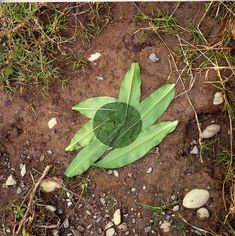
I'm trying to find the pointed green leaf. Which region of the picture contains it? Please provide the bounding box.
[94,121,178,169]
[118,63,141,106]
[137,84,175,129]
[65,120,94,152]
[72,96,117,118]
[64,138,108,177]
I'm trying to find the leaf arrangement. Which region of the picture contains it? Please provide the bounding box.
[65,63,178,177]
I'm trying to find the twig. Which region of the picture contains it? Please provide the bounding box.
[14,165,51,236]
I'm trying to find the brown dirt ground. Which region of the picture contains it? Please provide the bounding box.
[0,2,234,236]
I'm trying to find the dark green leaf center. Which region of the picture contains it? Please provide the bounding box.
[93,102,142,148]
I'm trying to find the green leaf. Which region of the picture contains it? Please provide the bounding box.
[94,121,178,169]
[72,96,117,118]
[64,138,108,177]
[65,120,94,151]
[137,84,175,129]
[118,63,141,107]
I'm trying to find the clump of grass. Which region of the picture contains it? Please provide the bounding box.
[0,3,67,92]
[75,3,111,42]
[135,12,178,34]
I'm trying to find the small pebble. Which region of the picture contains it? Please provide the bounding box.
[143,185,147,190]
[131,188,136,192]
[105,221,114,230]
[149,53,160,62]
[20,164,26,177]
[5,174,17,186]
[47,150,53,155]
[48,118,57,129]
[16,187,22,194]
[95,76,104,81]
[113,170,119,177]
[201,124,221,139]
[39,155,45,162]
[172,205,180,212]
[118,222,128,232]
[190,146,199,155]
[52,229,59,236]
[106,227,115,236]
[5,228,11,234]
[88,52,101,62]
[213,92,223,105]
[144,226,151,233]
[160,221,171,233]
[100,197,106,205]
[45,205,57,212]
[63,219,69,229]
[87,224,92,230]
[77,225,85,232]
[146,167,153,174]
[86,210,91,216]
[107,170,113,175]
[196,207,210,221]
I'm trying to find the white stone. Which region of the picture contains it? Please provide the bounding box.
[113,170,119,177]
[88,52,101,62]
[113,209,121,225]
[48,118,57,129]
[149,53,160,62]
[196,207,210,220]
[213,92,223,105]
[40,179,61,193]
[190,146,199,155]
[146,167,153,174]
[20,164,26,177]
[106,227,115,236]
[172,205,180,212]
[107,170,113,175]
[45,205,57,212]
[160,221,171,233]
[5,174,17,186]
[201,124,221,139]
[183,189,210,209]
[63,218,69,229]
[100,197,106,205]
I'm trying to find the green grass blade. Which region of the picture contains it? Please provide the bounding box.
[94,121,178,169]
[64,138,108,177]
[137,84,175,129]
[72,96,117,118]
[118,63,141,107]
[65,120,94,152]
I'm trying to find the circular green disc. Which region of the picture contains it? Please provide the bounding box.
[93,102,142,148]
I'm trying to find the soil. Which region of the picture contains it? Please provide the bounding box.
[0,2,234,236]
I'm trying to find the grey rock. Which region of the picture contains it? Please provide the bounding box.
[149,53,160,62]
[107,170,113,175]
[201,124,221,139]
